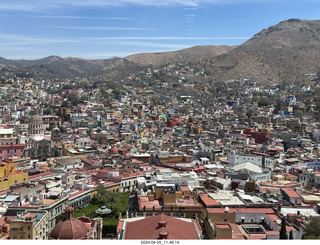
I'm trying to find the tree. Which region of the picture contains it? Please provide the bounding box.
[67,92,79,106]
[258,98,271,107]
[87,128,93,136]
[58,126,66,132]
[302,218,320,239]
[246,111,253,119]
[91,184,124,218]
[60,101,69,108]
[279,217,288,239]
[289,230,294,239]
[46,125,55,131]
[43,108,51,115]
[273,99,282,114]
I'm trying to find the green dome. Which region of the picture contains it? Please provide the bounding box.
[95,206,112,215]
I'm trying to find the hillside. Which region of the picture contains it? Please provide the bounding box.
[0,56,121,79]
[124,45,237,66]
[202,18,320,83]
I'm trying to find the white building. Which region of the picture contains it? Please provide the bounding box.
[228,151,262,168]
[264,157,275,169]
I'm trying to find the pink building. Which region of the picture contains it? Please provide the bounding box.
[0,144,25,161]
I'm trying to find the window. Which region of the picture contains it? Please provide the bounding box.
[20,235,24,239]
[13,235,17,239]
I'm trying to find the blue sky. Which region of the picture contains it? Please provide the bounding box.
[1,0,320,60]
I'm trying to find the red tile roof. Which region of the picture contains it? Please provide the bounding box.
[68,190,88,199]
[117,220,124,233]
[207,208,275,214]
[28,171,56,180]
[138,197,162,211]
[199,193,220,207]
[180,186,191,192]
[123,214,200,239]
[216,224,231,229]
[281,188,301,198]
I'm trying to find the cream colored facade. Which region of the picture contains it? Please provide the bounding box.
[10,211,48,240]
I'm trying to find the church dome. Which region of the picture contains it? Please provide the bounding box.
[52,124,61,134]
[49,207,89,240]
[29,114,43,124]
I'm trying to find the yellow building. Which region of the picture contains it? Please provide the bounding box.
[10,211,48,240]
[0,162,28,191]
[90,182,121,198]
[158,155,183,163]
[64,148,86,159]
[62,141,77,150]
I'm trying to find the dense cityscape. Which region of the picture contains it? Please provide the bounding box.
[2,1,320,241]
[1,61,320,240]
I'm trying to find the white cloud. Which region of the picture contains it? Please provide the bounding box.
[0,33,82,45]
[0,33,249,47]
[2,15,132,20]
[50,26,156,31]
[0,0,280,11]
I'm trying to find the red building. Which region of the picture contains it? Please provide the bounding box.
[42,115,61,125]
[0,144,25,161]
[244,128,269,144]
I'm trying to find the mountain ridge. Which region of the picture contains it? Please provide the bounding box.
[1,18,320,82]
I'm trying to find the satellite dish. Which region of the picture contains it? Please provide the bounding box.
[225,206,229,212]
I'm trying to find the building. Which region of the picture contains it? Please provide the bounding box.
[28,114,45,136]
[205,207,301,239]
[0,126,15,144]
[10,210,48,240]
[0,161,28,190]
[0,215,14,239]
[228,151,263,168]
[117,213,202,239]
[138,185,203,219]
[51,125,62,157]
[24,136,52,162]
[7,193,68,232]
[42,115,61,127]
[49,206,102,240]
[280,188,302,205]
[0,144,25,161]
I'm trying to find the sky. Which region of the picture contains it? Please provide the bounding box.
[1,0,320,60]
